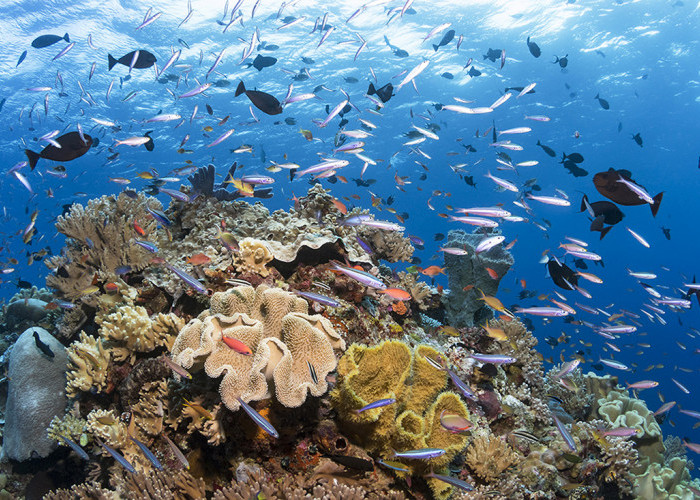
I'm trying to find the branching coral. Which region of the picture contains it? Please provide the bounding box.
[171,285,345,411]
[66,330,111,397]
[47,413,88,445]
[45,192,160,299]
[97,306,179,363]
[110,469,206,499]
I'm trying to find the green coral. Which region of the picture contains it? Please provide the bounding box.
[635,457,700,500]
[47,414,88,447]
[596,389,663,471]
[331,340,471,499]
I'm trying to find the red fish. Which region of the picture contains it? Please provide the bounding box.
[221,337,252,355]
[133,220,146,236]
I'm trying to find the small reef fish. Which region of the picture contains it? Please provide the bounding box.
[165,263,207,294]
[162,432,189,469]
[221,336,253,355]
[294,290,340,307]
[425,471,474,492]
[58,435,89,460]
[237,397,279,438]
[182,398,214,420]
[355,398,396,414]
[552,414,577,452]
[97,438,135,473]
[161,355,192,379]
[439,410,473,433]
[33,330,54,358]
[377,459,410,473]
[393,448,446,460]
[129,435,163,470]
[331,262,386,290]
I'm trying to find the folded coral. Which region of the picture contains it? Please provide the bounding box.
[171,285,346,411]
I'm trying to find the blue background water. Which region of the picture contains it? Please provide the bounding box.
[1,0,698,460]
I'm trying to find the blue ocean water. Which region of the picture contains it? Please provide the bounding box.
[0,0,698,478]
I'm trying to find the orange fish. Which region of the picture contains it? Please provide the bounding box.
[336,175,348,184]
[420,266,446,277]
[505,238,518,250]
[462,285,475,292]
[221,337,252,355]
[379,288,411,301]
[104,282,119,294]
[520,279,527,289]
[133,220,146,236]
[485,267,499,279]
[187,253,211,266]
[332,199,347,214]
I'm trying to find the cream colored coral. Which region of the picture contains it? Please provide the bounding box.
[87,409,129,448]
[465,434,519,482]
[66,331,111,397]
[131,381,167,437]
[233,238,274,276]
[97,306,178,363]
[48,414,87,444]
[171,285,345,411]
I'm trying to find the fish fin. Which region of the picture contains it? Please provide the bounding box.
[235,81,246,97]
[599,225,613,240]
[433,44,439,51]
[580,194,588,213]
[651,192,663,217]
[64,33,70,43]
[25,149,40,170]
[107,54,117,71]
[594,93,599,99]
[536,140,542,146]
[367,82,376,95]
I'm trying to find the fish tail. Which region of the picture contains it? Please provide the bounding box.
[235,80,246,97]
[536,140,542,146]
[433,44,439,51]
[64,33,70,43]
[594,93,599,99]
[108,54,117,71]
[367,82,376,95]
[650,192,664,217]
[25,149,40,170]
[600,226,613,239]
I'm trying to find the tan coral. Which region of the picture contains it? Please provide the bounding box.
[131,381,167,437]
[465,434,519,482]
[66,331,111,398]
[97,306,179,363]
[233,238,274,276]
[171,285,345,411]
[87,409,129,448]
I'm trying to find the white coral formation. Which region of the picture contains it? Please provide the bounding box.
[233,238,274,276]
[66,331,111,398]
[171,285,345,411]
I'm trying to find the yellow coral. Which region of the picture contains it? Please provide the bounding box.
[331,340,471,497]
[48,414,87,445]
[66,331,111,398]
[171,285,346,411]
[87,409,128,448]
[233,238,274,276]
[131,381,167,438]
[465,434,519,482]
[97,306,178,363]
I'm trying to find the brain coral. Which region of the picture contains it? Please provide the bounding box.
[171,285,345,411]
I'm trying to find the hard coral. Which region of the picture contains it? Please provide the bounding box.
[171,285,345,411]
[66,330,111,398]
[45,192,160,299]
[233,238,273,276]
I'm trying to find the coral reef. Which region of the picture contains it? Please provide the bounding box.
[465,434,519,482]
[172,285,345,411]
[65,330,111,398]
[232,238,274,276]
[441,229,514,327]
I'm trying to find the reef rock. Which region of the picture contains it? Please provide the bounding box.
[441,229,514,326]
[171,285,346,411]
[3,327,68,461]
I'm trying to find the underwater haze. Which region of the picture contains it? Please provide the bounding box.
[0,0,699,498]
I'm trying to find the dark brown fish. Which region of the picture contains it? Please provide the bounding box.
[25,131,93,170]
[548,258,578,291]
[108,50,157,71]
[235,81,282,115]
[593,168,663,217]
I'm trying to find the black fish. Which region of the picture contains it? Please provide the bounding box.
[547,258,578,290]
[483,48,501,62]
[367,82,393,103]
[562,160,588,177]
[143,131,154,152]
[618,122,623,133]
[594,93,610,110]
[581,194,623,239]
[31,33,70,49]
[301,56,315,64]
[553,54,568,68]
[573,258,587,270]
[433,29,455,51]
[252,54,277,71]
[632,133,643,147]
[462,144,477,153]
[596,50,606,58]
[505,86,536,95]
[16,279,32,289]
[467,66,481,77]
[235,81,282,115]
[464,175,476,187]
[419,173,427,181]
[593,168,663,216]
[0,98,5,113]
[323,454,374,471]
[33,331,54,358]
[352,178,376,187]
[536,140,556,157]
[526,36,541,57]
[661,226,671,240]
[434,233,445,241]
[17,50,27,67]
[25,131,93,170]
[284,117,296,125]
[178,38,190,49]
[441,72,454,79]
[561,152,584,164]
[344,76,359,84]
[108,50,157,71]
